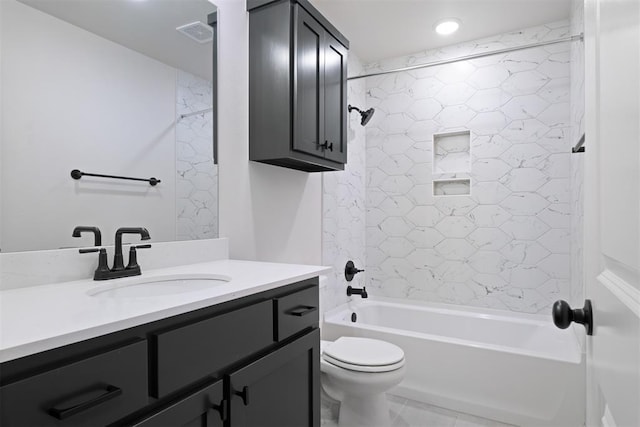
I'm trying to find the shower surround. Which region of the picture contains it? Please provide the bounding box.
[363,21,575,314]
[176,70,219,241]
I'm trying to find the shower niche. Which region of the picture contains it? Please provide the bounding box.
[432,130,471,196]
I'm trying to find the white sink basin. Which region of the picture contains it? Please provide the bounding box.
[87,273,231,298]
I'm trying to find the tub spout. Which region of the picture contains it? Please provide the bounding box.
[347,285,368,298]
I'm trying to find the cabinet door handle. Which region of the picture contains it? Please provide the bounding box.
[288,306,317,317]
[318,141,334,152]
[48,385,122,420]
[211,398,228,421]
[234,386,249,406]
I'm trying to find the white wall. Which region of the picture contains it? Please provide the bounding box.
[1,0,177,251]
[0,0,4,251]
[216,0,322,265]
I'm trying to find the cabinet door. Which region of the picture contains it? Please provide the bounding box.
[293,5,325,159]
[323,32,348,164]
[227,329,320,427]
[131,379,225,427]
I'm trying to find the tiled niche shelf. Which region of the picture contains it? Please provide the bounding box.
[433,130,471,196]
[433,175,471,196]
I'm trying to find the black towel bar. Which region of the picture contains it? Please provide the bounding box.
[71,169,160,186]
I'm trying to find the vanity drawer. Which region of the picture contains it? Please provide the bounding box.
[0,340,148,427]
[274,285,319,341]
[152,300,274,397]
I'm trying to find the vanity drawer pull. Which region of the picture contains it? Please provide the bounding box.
[49,385,122,420]
[273,284,319,341]
[288,306,317,317]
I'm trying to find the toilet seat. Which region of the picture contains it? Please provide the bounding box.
[322,337,405,373]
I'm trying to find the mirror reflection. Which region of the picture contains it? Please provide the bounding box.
[0,0,218,252]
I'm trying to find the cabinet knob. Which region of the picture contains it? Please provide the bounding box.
[552,299,593,335]
[235,386,250,406]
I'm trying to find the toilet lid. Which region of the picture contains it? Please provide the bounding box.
[322,337,404,372]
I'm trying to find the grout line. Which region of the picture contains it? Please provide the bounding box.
[388,395,408,426]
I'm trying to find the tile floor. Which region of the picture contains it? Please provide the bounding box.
[321,394,516,427]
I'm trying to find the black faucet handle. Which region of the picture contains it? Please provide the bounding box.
[79,247,100,254]
[79,248,111,280]
[126,244,151,270]
[94,249,110,279]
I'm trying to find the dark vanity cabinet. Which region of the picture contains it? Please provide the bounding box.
[247,0,349,172]
[132,379,225,427]
[0,279,320,427]
[228,330,319,427]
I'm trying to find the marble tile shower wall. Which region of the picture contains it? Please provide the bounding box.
[176,70,219,241]
[364,21,574,314]
[570,0,585,307]
[322,54,367,312]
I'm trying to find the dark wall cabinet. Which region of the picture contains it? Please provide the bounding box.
[248,0,349,172]
[0,279,320,427]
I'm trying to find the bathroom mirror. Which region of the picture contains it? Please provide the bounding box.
[0,0,218,252]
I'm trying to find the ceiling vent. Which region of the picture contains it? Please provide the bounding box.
[176,21,213,43]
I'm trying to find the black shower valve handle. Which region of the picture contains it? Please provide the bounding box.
[345,260,365,282]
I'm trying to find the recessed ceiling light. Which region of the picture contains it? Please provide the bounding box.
[434,18,461,36]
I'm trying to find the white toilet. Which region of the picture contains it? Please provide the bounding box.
[320,337,406,427]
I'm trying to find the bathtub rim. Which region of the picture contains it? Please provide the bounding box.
[323,296,583,365]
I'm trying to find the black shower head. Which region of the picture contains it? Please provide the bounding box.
[348,104,375,126]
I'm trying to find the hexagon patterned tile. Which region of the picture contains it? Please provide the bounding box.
[176,70,218,241]
[360,20,574,314]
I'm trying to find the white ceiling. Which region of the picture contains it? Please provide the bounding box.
[310,0,572,64]
[17,0,216,80]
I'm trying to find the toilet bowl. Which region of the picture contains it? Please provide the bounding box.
[320,337,406,427]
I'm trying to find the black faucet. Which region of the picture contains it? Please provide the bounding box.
[113,227,151,271]
[347,285,368,299]
[72,226,102,246]
[79,227,151,280]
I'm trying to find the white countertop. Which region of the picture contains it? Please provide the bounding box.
[0,259,330,363]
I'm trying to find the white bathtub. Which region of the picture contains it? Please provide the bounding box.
[322,297,585,427]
